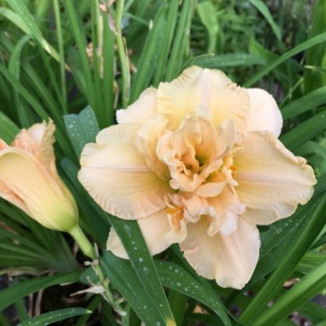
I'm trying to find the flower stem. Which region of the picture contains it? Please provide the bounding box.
[69,225,127,319]
[69,225,96,260]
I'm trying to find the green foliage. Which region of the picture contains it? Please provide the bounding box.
[0,0,326,325]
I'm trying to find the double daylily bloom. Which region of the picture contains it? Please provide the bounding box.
[0,120,78,232]
[79,66,316,289]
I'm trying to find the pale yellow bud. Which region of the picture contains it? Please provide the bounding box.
[0,120,78,232]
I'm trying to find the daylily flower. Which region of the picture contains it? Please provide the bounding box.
[0,120,78,232]
[79,66,316,289]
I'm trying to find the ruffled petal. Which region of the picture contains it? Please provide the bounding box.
[135,115,170,180]
[79,124,171,220]
[116,88,157,124]
[107,208,186,258]
[180,217,260,289]
[235,132,316,225]
[12,120,56,174]
[247,88,283,137]
[157,66,249,130]
[206,186,245,236]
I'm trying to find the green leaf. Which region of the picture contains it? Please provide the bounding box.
[196,1,219,52]
[5,0,60,62]
[281,86,326,119]
[0,111,19,143]
[64,106,100,158]
[252,261,326,325]
[155,260,232,326]
[152,0,179,86]
[249,0,282,41]
[106,216,175,325]
[185,53,265,69]
[0,271,81,311]
[18,307,90,326]
[280,110,326,151]
[240,194,326,324]
[63,0,96,111]
[165,0,196,81]
[244,32,326,87]
[303,0,326,92]
[101,252,166,325]
[8,35,31,79]
[130,2,166,101]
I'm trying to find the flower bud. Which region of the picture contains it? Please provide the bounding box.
[0,120,78,232]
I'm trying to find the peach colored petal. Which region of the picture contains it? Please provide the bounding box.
[0,179,29,214]
[0,148,78,231]
[135,115,170,180]
[206,186,245,236]
[12,120,57,175]
[157,66,249,130]
[79,124,171,220]
[247,88,283,137]
[235,132,316,225]
[107,208,186,258]
[156,116,221,192]
[180,217,260,289]
[116,87,157,124]
[0,139,8,150]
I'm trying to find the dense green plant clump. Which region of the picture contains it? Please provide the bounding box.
[0,0,326,325]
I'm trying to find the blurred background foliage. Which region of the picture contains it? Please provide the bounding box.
[1,0,326,325]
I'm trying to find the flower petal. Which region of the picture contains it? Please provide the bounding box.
[157,66,249,130]
[116,87,157,124]
[79,124,171,220]
[0,148,77,231]
[135,115,170,180]
[180,217,260,289]
[107,208,186,258]
[235,132,316,225]
[12,120,56,173]
[247,88,283,137]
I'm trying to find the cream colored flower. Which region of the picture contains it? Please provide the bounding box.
[79,66,316,289]
[0,120,78,232]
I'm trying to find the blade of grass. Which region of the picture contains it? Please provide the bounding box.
[240,194,326,324]
[249,0,282,41]
[252,261,326,325]
[152,0,179,87]
[53,0,67,112]
[101,8,115,126]
[244,32,326,87]
[130,2,166,101]
[165,0,195,81]
[114,0,131,107]
[280,110,326,151]
[0,271,81,311]
[184,53,265,69]
[0,112,19,143]
[5,0,60,62]
[156,260,232,326]
[281,86,326,119]
[101,252,166,325]
[63,0,96,111]
[18,307,90,326]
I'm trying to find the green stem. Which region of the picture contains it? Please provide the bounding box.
[69,225,127,320]
[115,0,130,108]
[69,225,96,260]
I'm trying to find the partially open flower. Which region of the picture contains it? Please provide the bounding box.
[0,120,78,232]
[79,66,316,289]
